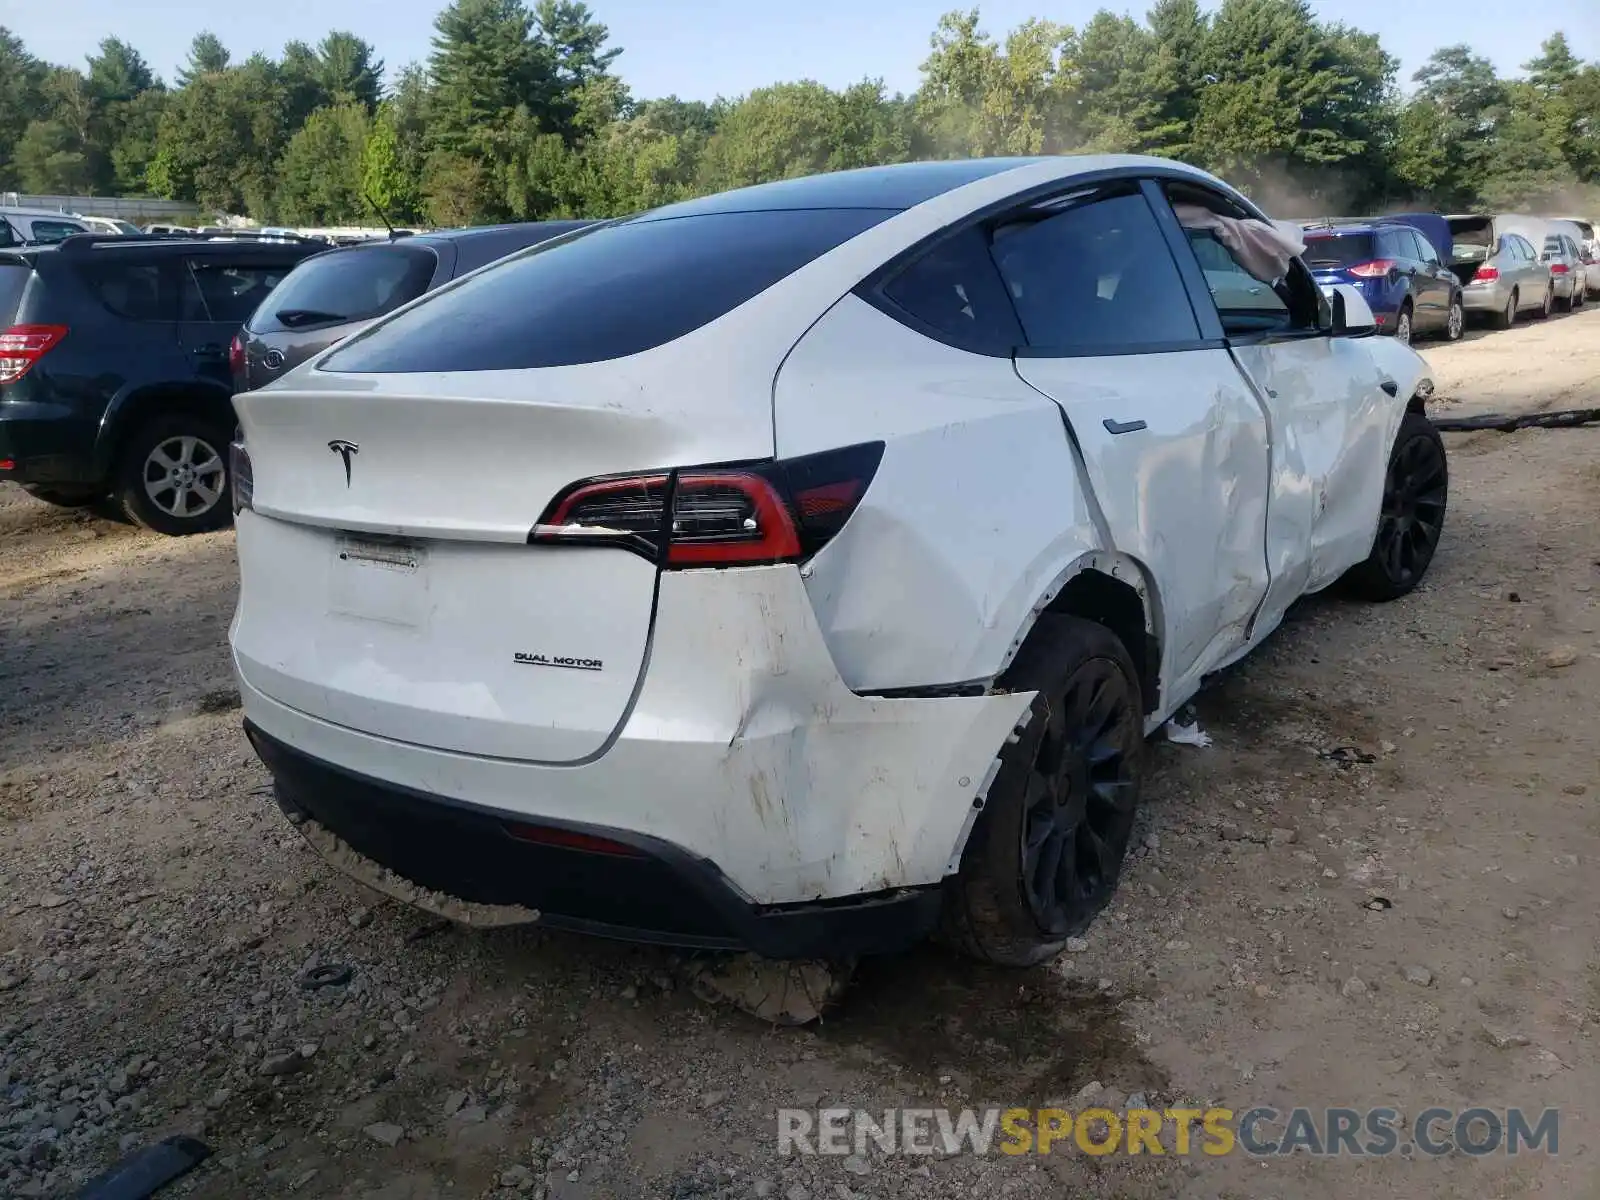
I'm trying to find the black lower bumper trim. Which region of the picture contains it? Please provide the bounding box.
[244,721,941,959]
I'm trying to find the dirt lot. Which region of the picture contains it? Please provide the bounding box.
[3,308,1599,1200]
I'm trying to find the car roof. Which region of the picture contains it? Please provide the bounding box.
[0,206,88,219]
[415,220,597,245]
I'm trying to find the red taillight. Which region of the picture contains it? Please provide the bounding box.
[1550,262,1570,275]
[1473,265,1500,282]
[0,324,67,384]
[504,822,643,858]
[532,442,884,568]
[228,333,245,378]
[1345,259,1396,279]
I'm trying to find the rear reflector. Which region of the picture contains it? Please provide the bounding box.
[1473,265,1500,282]
[229,333,245,378]
[230,440,254,514]
[0,324,67,384]
[504,822,643,858]
[1345,259,1395,279]
[532,441,885,568]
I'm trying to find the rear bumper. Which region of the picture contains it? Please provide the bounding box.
[248,721,942,957]
[0,400,99,484]
[1461,281,1509,312]
[235,558,1032,915]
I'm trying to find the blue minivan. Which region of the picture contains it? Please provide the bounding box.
[1301,219,1464,344]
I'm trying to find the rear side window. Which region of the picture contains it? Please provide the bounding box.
[0,265,31,324]
[878,226,1022,354]
[1304,233,1375,268]
[323,208,893,373]
[249,244,438,333]
[183,260,296,325]
[74,262,167,321]
[990,190,1200,352]
[27,220,85,245]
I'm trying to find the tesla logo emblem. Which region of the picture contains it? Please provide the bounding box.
[328,440,359,486]
[263,349,285,370]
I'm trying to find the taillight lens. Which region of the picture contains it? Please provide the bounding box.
[1550,262,1570,275]
[228,333,245,379]
[1473,265,1500,282]
[230,440,253,514]
[0,324,67,384]
[532,441,884,568]
[1345,259,1396,279]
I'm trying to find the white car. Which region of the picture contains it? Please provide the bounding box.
[230,156,1445,966]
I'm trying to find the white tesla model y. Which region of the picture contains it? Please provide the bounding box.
[230,155,1445,965]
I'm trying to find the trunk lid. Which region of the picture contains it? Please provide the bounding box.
[232,365,775,763]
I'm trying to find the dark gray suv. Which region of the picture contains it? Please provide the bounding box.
[232,221,596,392]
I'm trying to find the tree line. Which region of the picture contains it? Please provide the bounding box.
[1,0,1597,228]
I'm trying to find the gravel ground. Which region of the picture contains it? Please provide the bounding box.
[3,307,1600,1199]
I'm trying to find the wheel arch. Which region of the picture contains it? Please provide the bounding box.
[94,381,235,477]
[999,552,1163,716]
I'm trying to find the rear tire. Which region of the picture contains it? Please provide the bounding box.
[942,615,1144,967]
[1341,411,1448,601]
[1557,287,1574,313]
[20,485,103,509]
[1494,290,1517,330]
[113,413,234,536]
[1443,296,1464,341]
[1539,286,1554,319]
[1393,302,1413,345]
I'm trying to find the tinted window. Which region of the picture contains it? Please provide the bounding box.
[1184,228,1292,327]
[450,222,593,276]
[1375,229,1406,259]
[879,226,1022,354]
[183,260,296,325]
[0,265,31,323]
[325,208,891,373]
[249,244,437,333]
[989,191,1199,351]
[1413,231,1441,264]
[1304,233,1375,267]
[76,262,166,321]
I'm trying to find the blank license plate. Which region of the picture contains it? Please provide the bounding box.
[330,536,429,627]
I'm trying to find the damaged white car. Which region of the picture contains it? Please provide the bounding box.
[229,155,1445,967]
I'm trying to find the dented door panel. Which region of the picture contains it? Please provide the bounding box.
[1230,335,1394,639]
[1012,348,1272,700]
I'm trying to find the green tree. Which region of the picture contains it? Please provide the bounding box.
[86,38,156,104]
[317,32,385,110]
[0,28,48,185]
[362,101,423,222]
[176,31,231,86]
[276,103,372,222]
[151,59,287,215]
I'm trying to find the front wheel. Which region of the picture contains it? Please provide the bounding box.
[1341,411,1448,601]
[943,615,1144,967]
[113,413,234,535]
[1443,296,1464,341]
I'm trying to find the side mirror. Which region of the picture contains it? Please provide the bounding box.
[1329,284,1377,337]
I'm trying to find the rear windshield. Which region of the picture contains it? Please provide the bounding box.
[248,243,438,334]
[322,208,893,374]
[0,264,31,323]
[1303,233,1374,268]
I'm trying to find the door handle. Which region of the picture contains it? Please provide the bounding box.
[1103,418,1147,435]
[192,344,226,360]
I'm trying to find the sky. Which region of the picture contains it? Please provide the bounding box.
[8,0,1599,102]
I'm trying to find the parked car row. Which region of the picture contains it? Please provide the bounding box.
[1291,210,1598,342]
[0,222,586,532]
